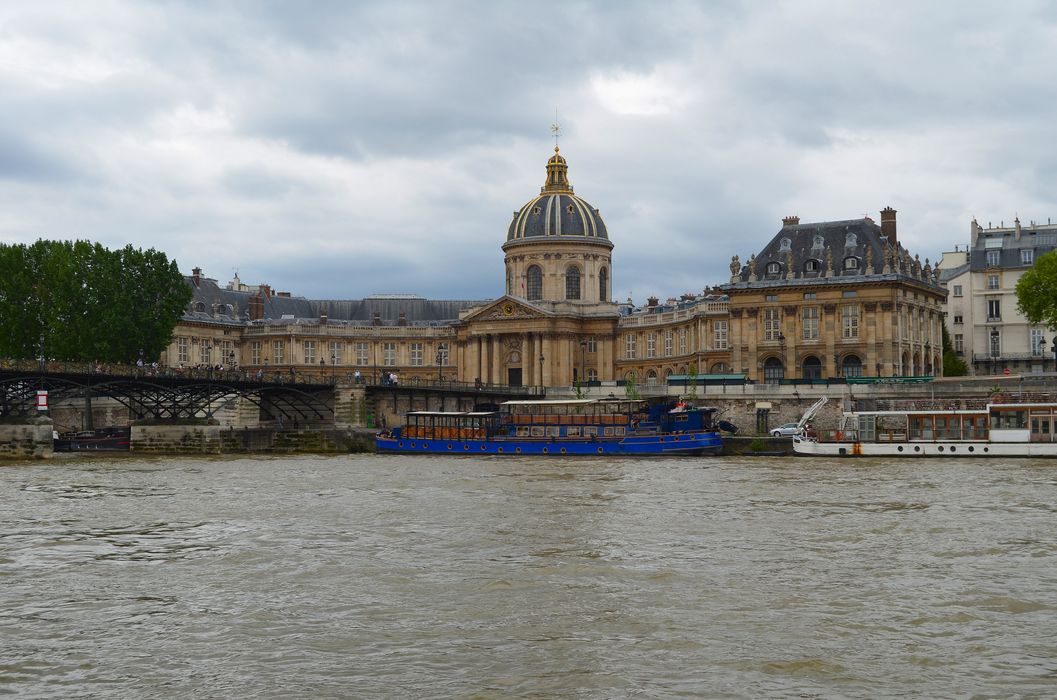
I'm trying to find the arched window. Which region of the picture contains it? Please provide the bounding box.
[766,262,781,276]
[710,362,730,373]
[193,301,206,313]
[841,355,863,377]
[802,356,822,380]
[844,256,860,270]
[803,259,820,274]
[565,265,581,300]
[763,357,784,384]
[526,265,542,301]
[646,370,658,386]
[599,267,608,301]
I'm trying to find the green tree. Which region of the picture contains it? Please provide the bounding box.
[1016,250,1057,329]
[624,371,640,400]
[686,363,699,402]
[0,239,191,363]
[941,323,968,376]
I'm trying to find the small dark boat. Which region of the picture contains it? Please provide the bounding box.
[54,427,131,452]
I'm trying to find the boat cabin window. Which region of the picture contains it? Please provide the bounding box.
[990,409,1027,430]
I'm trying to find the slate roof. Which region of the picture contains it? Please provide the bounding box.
[181,276,485,326]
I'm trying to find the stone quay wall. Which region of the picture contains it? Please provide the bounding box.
[0,422,54,459]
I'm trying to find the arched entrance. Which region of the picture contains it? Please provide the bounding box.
[763,357,784,384]
[841,355,863,378]
[802,356,822,381]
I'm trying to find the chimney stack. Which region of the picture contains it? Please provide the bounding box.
[248,293,264,321]
[320,313,328,325]
[782,215,800,227]
[880,207,897,247]
[1015,216,1022,241]
[192,267,201,286]
[398,311,407,326]
[259,284,272,299]
[970,217,981,247]
[372,312,381,326]
[647,295,659,308]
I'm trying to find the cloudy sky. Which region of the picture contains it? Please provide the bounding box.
[3,1,1056,303]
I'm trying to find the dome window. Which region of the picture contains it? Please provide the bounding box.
[532,206,542,215]
[526,265,542,301]
[566,204,574,214]
[565,265,581,300]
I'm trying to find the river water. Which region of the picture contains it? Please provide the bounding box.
[2,454,1056,699]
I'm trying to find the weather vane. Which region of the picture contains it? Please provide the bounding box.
[550,110,561,149]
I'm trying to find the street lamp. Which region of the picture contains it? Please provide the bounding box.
[580,340,587,385]
[1037,335,1047,373]
[436,343,446,382]
[1051,337,1057,374]
[990,326,1000,375]
[924,341,932,376]
[539,353,545,393]
[320,356,325,380]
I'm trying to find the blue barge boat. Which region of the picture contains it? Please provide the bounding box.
[375,398,723,456]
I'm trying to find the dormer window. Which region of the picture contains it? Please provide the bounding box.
[766,262,781,275]
[844,257,860,270]
[804,259,820,273]
[193,301,206,313]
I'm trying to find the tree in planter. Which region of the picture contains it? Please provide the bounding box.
[624,371,640,400]
[686,363,699,403]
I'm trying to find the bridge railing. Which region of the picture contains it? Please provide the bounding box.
[0,358,335,387]
[360,373,543,396]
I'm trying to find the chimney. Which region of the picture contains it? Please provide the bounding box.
[192,267,201,287]
[1015,216,1022,241]
[880,206,897,247]
[259,284,272,299]
[319,313,328,325]
[970,217,981,247]
[398,311,407,326]
[372,312,381,326]
[647,295,659,308]
[249,293,264,321]
[782,215,800,227]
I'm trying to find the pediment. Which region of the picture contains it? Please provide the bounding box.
[462,296,548,323]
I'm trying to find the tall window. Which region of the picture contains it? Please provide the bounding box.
[987,274,999,290]
[303,340,317,365]
[383,343,396,366]
[646,332,656,358]
[679,328,687,354]
[663,330,673,357]
[954,333,964,354]
[250,341,261,365]
[329,341,342,365]
[987,299,1001,320]
[1022,249,1035,265]
[1031,328,1045,356]
[802,307,819,340]
[410,343,423,366]
[953,285,963,297]
[764,308,782,341]
[565,265,581,300]
[272,340,284,365]
[842,305,860,339]
[713,320,728,350]
[599,267,608,301]
[526,265,542,301]
[625,334,637,360]
[586,339,597,353]
[356,342,369,366]
[177,338,189,364]
[987,250,1001,266]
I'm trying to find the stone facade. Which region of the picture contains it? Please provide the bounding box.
[162,150,945,387]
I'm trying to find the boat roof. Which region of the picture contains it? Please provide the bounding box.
[405,411,497,417]
[500,398,640,407]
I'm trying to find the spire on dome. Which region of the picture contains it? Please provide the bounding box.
[541,146,574,194]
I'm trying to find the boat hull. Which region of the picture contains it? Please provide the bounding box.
[376,432,723,456]
[793,436,1057,458]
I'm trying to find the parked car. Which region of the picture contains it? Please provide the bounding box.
[771,422,802,437]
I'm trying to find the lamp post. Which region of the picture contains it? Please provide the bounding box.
[924,341,931,376]
[1052,338,1057,375]
[436,343,446,382]
[580,340,587,384]
[320,356,325,381]
[202,342,213,419]
[539,353,545,393]
[990,326,1000,375]
[1037,335,1047,374]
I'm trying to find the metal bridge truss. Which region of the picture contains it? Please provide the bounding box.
[0,371,334,425]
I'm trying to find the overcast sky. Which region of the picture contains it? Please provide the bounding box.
[3,1,1056,303]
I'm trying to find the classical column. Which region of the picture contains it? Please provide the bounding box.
[491,335,503,384]
[823,304,837,378]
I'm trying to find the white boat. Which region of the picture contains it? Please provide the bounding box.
[792,397,1057,457]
